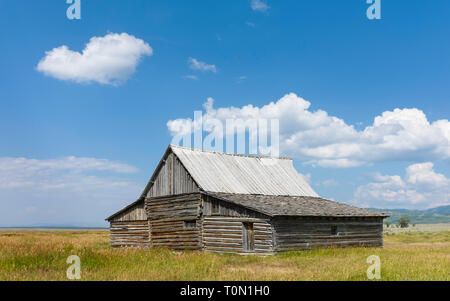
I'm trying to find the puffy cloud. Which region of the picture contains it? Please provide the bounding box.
[188,57,217,73]
[353,162,450,209]
[405,162,449,188]
[37,33,152,85]
[0,156,141,226]
[167,93,450,168]
[251,0,270,12]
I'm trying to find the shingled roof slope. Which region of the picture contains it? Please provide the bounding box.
[207,192,388,217]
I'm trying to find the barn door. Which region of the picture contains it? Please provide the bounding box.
[243,222,255,252]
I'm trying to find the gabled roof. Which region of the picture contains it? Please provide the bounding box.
[107,145,386,221]
[207,192,389,218]
[150,144,318,197]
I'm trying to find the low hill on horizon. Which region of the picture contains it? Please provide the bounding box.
[370,205,450,224]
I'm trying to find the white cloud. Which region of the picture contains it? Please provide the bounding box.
[353,162,450,209]
[167,93,450,168]
[0,156,139,190]
[0,156,141,226]
[183,75,199,80]
[37,33,152,85]
[237,76,247,83]
[251,0,270,12]
[318,179,339,187]
[405,162,448,188]
[188,57,217,73]
[302,173,312,185]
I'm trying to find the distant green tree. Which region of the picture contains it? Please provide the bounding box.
[398,217,410,228]
[385,221,391,228]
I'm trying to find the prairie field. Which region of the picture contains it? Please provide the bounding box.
[383,223,450,234]
[0,227,449,281]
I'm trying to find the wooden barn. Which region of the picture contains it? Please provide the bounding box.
[106,145,388,255]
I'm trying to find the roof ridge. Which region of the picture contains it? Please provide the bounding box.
[169,144,292,160]
[208,191,320,198]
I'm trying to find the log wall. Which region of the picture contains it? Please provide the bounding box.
[146,193,202,250]
[110,220,150,248]
[108,192,385,253]
[272,217,384,252]
[202,217,274,255]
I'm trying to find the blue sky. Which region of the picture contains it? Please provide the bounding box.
[0,0,449,226]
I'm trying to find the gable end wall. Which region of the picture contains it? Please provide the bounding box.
[147,152,200,198]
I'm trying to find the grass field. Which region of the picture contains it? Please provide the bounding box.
[384,223,450,234]
[0,227,449,281]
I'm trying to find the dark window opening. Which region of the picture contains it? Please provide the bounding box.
[211,201,220,215]
[243,222,255,251]
[331,226,338,236]
[184,220,197,229]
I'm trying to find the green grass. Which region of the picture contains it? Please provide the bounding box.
[0,228,449,281]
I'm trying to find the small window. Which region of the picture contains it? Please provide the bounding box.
[184,220,197,229]
[211,201,220,215]
[331,226,338,236]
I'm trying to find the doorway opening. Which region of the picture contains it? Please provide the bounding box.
[243,222,255,252]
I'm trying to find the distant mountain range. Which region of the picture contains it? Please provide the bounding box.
[370,205,450,224]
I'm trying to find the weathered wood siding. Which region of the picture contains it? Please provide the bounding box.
[272,217,384,252]
[147,152,200,198]
[110,220,150,248]
[146,193,202,250]
[203,196,268,219]
[202,196,274,255]
[109,200,150,248]
[202,217,274,255]
[109,201,147,222]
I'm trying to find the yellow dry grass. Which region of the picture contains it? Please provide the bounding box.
[0,228,449,281]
